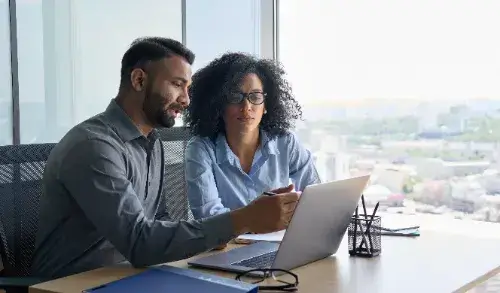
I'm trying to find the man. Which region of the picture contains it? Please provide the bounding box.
[30,37,299,279]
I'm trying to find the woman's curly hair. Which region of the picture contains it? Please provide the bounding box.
[183,52,302,139]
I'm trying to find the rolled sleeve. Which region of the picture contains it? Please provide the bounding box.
[287,132,321,190]
[58,139,235,267]
[185,138,230,219]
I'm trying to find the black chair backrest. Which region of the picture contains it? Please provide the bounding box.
[156,127,194,221]
[0,143,56,277]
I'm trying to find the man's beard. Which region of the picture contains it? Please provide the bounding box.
[160,112,176,128]
[143,88,176,128]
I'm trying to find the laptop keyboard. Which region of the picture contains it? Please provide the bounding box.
[232,250,277,268]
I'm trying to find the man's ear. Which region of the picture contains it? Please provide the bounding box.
[130,68,147,92]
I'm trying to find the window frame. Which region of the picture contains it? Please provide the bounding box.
[8,0,20,145]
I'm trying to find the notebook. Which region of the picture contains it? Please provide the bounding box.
[234,230,286,243]
[83,265,258,293]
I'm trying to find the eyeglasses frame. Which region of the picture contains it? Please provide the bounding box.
[235,268,299,292]
[226,91,267,105]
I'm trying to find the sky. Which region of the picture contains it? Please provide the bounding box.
[279,0,500,104]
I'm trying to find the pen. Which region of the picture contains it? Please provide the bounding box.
[354,205,359,253]
[361,194,368,219]
[373,225,420,232]
[359,194,370,253]
[367,202,379,250]
[263,191,276,196]
[359,202,380,253]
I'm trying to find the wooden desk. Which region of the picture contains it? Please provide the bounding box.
[30,229,500,293]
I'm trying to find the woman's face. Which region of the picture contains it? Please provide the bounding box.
[223,73,266,135]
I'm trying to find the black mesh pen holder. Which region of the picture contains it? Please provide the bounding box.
[348,215,381,257]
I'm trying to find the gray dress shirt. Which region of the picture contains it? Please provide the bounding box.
[30,99,234,279]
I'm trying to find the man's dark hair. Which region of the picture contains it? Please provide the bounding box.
[183,52,302,139]
[120,37,195,86]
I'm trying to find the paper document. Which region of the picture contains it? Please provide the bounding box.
[236,230,286,243]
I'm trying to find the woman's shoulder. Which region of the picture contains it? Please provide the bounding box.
[270,130,300,145]
[264,130,303,155]
[186,135,217,154]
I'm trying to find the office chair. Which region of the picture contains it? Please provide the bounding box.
[156,127,194,221]
[0,143,55,293]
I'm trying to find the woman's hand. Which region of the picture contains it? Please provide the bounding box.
[270,184,295,194]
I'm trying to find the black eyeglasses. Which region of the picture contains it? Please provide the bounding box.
[227,91,267,105]
[235,268,298,292]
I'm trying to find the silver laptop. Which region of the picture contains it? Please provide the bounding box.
[188,175,370,274]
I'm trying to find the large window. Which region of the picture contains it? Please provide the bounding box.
[186,0,273,71]
[15,0,182,143]
[279,1,500,225]
[179,0,273,126]
[0,0,12,146]
[10,0,273,142]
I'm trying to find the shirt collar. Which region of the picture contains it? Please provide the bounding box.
[104,99,144,142]
[214,130,280,165]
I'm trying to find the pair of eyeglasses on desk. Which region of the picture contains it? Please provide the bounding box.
[235,268,299,292]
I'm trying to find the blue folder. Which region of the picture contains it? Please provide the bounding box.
[83,265,258,293]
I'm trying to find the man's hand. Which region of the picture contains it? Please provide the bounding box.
[230,192,300,235]
[212,243,228,250]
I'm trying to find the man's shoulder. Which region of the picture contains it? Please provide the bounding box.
[67,113,123,145]
[48,114,124,166]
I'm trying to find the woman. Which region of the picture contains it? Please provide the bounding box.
[183,52,320,220]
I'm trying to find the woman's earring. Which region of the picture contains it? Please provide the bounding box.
[264,109,267,114]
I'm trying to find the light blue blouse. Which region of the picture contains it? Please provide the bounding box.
[185,130,320,219]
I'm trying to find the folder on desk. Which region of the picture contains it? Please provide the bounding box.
[377,225,420,237]
[82,265,258,293]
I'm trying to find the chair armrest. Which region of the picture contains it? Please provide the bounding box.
[0,276,47,288]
